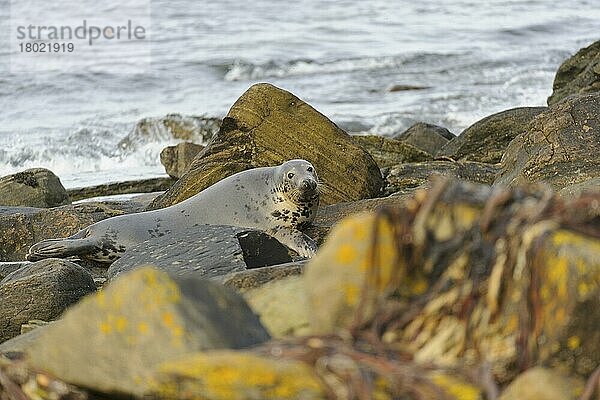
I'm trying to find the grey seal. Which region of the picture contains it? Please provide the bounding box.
[27,159,320,262]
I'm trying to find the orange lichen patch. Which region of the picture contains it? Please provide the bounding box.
[150,350,326,400]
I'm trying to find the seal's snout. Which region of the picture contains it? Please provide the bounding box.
[301,179,317,191]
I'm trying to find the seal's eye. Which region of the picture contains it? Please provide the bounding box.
[307,166,313,172]
[287,172,295,179]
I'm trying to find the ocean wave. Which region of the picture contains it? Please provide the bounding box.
[223,53,460,81]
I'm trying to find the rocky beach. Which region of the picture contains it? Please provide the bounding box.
[0,39,599,399]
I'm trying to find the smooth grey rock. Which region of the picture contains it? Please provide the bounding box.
[394,122,455,154]
[107,225,293,281]
[0,259,96,343]
[0,261,28,280]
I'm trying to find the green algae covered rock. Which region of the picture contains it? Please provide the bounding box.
[27,267,270,396]
[149,83,383,209]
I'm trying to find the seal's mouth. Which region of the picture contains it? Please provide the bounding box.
[296,179,319,202]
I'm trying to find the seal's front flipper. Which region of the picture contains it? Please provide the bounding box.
[27,238,97,262]
[268,227,317,258]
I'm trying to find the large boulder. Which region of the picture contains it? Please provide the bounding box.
[548,40,600,105]
[437,107,547,163]
[0,202,136,262]
[0,259,96,343]
[495,93,600,193]
[149,83,383,209]
[0,168,70,208]
[106,225,293,281]
[160,142,204,178]
[305,179,600,382]
[394,122,455,154]
[351,134,432,168]
[27,267,270,396]
[384,160,499,195]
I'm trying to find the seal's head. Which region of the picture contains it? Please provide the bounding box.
[277,159,319,204]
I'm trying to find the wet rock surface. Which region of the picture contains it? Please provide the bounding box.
[0,259,96,343]
[149,83,383,209]
[437,106,547,163]
[107,225,293,281]
[0,168,70,208]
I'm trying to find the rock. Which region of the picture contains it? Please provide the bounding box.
[106,225,293,281]
[0,259,96,343]
[0,324,51,357]
[149,83,383,209]
[149,350,326,400]
[305,179,600,381]
[67,177,176,202]
[148,344,482,400]
[394,122,455,154]
[498,367,584,400]
[118,114,221,151]
[548,40,600,105]
[437,107,547,163]
[351,134,433,168]
[160,142,205,179]
[243,276,311,337]
[495,93,600,192]
[0,168,70,208]
[384,160,499,196]
[0,202,136,262]
[27,267,270,396]
[216,261,306,291]
[0,261,27,280]
[305,194,411,245]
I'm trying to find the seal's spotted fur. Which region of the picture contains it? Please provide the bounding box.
[27,160,320,262]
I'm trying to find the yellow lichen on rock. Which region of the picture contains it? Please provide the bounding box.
[429,372,482,400]
[150,350,326,400]
[304,212,406,334]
